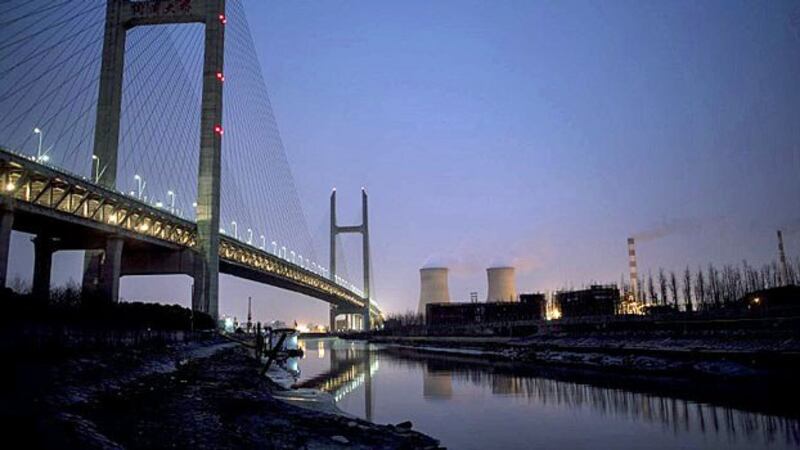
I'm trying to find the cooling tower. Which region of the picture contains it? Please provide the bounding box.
[487,266,517,302]
[418,267,450,315]
[627,238,639,299]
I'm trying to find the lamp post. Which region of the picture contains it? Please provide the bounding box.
[134,174,144,199]
[247,228,253,245]
[92,155,100,183]
[231,221,238,240]
[33,127,43,161]
[260,235,266,250]
[167,190,175,214]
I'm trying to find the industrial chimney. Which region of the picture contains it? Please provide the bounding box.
[487,266,517,302]
[418,267,450,316]
[627,238,639,299]
[777,230,790,286]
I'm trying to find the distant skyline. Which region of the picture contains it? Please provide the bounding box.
[6,0,800,325]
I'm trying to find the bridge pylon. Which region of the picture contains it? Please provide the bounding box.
[82,0,225,318]
[329,188,371,331]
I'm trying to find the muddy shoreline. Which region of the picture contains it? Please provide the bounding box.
[4,336,441,449]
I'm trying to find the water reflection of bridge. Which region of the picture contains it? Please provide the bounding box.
[293,344,378,420]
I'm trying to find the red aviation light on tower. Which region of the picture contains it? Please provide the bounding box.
[219,14,227,25]
[214,125,224,136]
[216,72,225,82]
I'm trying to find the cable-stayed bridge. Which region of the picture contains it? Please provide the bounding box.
[0,0,381,329]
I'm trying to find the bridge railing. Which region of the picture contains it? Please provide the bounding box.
[1,147,196,248]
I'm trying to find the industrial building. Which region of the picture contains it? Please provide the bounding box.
[426,300,544,327]
[519,293,547,318]
[555,285,619,318]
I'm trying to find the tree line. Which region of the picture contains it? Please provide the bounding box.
[622,256,799,312]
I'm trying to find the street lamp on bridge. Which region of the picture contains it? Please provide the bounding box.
[260,235,265,250]
[33,127,43,161]
[247,228,253,245]
[167,190,175,214]
[92,155,100,183]
[133,174,145,200]
[231,221,238,240]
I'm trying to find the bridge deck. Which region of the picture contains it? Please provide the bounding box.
[0,147,380,316]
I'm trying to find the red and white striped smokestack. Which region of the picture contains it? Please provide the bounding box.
[627,237,639,299]
[777,230,789,286]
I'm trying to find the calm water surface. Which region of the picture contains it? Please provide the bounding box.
[288,338,799,450]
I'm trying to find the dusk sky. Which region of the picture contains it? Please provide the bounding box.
[7,0,800,325]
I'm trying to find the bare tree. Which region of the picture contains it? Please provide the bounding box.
[658,269,668,307]
[707,264,721,307]
[669,271,679,308]
[647,271,657,306]
[694,267,706,308]
[682,266,693,312]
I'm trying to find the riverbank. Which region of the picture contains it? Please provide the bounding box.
[364,333,800,379]
[4,335,441,449]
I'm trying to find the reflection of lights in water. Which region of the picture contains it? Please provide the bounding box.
[319,360,380,403]
[318,340,325,359]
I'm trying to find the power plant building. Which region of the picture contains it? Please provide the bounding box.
[555,285,619,318]
[418,267,451,316]
[426,301,544,327]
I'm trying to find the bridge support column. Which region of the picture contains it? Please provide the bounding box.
[329,306,337,333]
[194,0,226,320]
[99,237,124,303]
[32,236,54,300]
[329,188,372,332]
[0,208,12,289]
[83,236,124,304]
[191,258,207,313]
[361,189,370,331]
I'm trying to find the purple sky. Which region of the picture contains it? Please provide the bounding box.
[7,0,800,325]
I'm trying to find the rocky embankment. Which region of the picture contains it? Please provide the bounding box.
[5,336,440,449]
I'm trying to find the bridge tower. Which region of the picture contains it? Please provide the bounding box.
[329,188,371,331]
[81,0,225,318]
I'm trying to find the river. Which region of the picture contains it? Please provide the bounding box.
[285,338,799,450]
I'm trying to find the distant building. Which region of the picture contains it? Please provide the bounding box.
[426,300,545,327]
[555,285,619,318]
[519,293,547,318]
[738,285,800,315]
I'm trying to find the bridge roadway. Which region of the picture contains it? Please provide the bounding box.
[0,147,381,321]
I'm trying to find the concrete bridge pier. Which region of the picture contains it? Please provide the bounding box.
[0,207,12,289]
[31,236,54,299]
[82,236,124,304]
[191,258,208,313]
[329,306,337,332]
